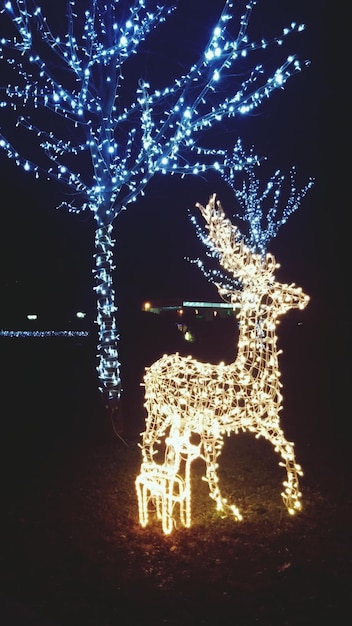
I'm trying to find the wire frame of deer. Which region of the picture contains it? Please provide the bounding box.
[135,194,309,534]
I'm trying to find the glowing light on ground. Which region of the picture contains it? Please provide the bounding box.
[0,330,89,337]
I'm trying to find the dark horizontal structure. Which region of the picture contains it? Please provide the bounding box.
[142,299,238,321]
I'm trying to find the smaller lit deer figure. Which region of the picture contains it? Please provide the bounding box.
[136,194,309,534]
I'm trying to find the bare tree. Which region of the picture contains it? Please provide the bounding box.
[0,0,309,416]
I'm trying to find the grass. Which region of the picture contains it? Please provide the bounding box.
[0,331,350,625]
[1,416,351,626]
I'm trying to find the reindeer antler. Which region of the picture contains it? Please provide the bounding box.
[196,194,277,284]
[196,194,245,275]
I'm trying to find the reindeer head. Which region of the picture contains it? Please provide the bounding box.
[196,194,309,316]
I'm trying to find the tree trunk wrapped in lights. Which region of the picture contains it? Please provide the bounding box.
[94,224,120,402]
[0,0,310,411]
[136,195,309,534]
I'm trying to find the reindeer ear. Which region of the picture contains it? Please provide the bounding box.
[264,254,278,273]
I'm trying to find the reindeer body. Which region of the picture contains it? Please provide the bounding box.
[136,195,309,534]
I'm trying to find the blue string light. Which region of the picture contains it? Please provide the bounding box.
[0,330,89,337]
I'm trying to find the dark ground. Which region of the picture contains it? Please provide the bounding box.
[0,313,351,626]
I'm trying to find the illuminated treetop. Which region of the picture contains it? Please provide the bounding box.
[223,139,314,255]
[189,138,314,291]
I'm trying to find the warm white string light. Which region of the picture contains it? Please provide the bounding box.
[136,195,309,534]
[0,1,310,405]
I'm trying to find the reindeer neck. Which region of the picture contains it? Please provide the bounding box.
[235,299,280,384]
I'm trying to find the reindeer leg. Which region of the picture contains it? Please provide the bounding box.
[202,432,243,521]
[141,409,172,466]
[183,453,193,528]
[141,417,159,465]
[257,423,303,515]
[135,473,149,528]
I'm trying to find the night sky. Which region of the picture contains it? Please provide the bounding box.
[0,0,345,334]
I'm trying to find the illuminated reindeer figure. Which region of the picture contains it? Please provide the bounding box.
[136,194,309,534]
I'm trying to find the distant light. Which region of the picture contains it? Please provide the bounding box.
[0,330,89,337]
[27,314,37,320]
[76,311,86,319]
[184,330,195,343]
